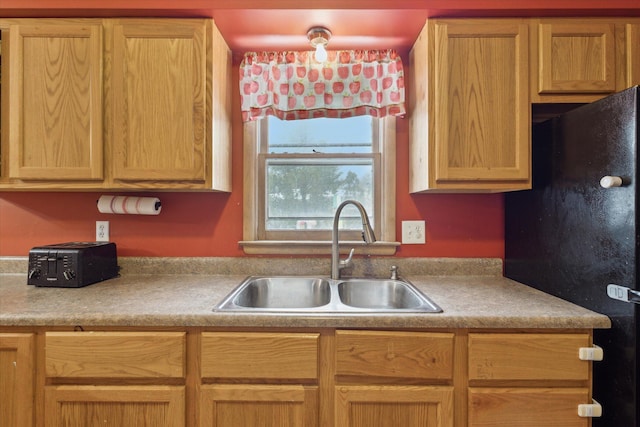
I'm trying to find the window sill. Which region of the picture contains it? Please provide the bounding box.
[239,240,400,256]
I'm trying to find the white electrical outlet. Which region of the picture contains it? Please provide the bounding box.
[402,220,426,244]
[96,221,109,242]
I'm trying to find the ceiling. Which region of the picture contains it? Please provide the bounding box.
[209,9,432,54]
[208,6,640,54]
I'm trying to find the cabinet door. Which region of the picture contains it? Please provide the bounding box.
[200,384,318,427]
[0,333,34,427]
[8,21,103,181]
[335,385,454,427]
[410,19,530,192]
[110,19,207,183]
[468,388,590,427]
[44,385,184,427]
[537,20,616,94]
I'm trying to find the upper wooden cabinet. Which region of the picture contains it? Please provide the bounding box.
[0,18,232,191]
[536,20,617,94]
[5,20,104,182]
[409,19,531,192]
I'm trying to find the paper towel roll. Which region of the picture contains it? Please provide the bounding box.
[97,195,162,215]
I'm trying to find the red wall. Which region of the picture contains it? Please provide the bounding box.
[0,8,510,258]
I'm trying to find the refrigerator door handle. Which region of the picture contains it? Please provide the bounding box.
[599,176,624,188]
[607,284,640,304]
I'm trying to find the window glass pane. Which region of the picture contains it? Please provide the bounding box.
[266,159,374,230]
[267,116,372,154]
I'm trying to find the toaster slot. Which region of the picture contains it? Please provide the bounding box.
[46,251,59,280]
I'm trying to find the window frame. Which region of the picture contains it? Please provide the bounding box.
[240,116,398,255]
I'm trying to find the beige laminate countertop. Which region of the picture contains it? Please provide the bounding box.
[0,257,611,330]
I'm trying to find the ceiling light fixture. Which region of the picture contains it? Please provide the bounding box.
[307,26,331,62]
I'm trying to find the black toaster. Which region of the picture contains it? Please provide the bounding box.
[27,242,119,287]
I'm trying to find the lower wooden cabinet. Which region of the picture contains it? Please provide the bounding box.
[44,385,185,427]
[0,327,601,427]
[468,333,596,426]
[200,332,320,427]
[336,385,454,427]
[0,333,34,427]
[43,331,186,427]
[335,331,455,427]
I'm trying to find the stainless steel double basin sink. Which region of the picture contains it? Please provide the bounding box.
[213,276,442,313]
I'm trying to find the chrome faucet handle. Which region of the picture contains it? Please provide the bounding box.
[340,248,355,270]
[390,265,398,280]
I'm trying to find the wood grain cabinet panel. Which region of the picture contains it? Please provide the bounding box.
[468,333,595,427]
[44,385,185,427]
[0,333,34,427]
[336,330,454,380]
[409,19,530,192]
[109,19,208,183]
[105,17,232,190]
[335,385,454,427]
[200,384,318,427]
[200,332,320,426]
[7,20,103,181]
[201,332,319,380]
[468,388,590,427]
[537,20,616,94]
[45,331,186,379]
[626,21,640,87]
[468,333,590,381]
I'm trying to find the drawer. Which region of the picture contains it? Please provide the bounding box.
[201,332,319,380]
[468,333,591,381]
[335,330,454,380]
[45,331,186,379]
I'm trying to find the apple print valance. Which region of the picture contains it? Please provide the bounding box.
[239,49,406,122]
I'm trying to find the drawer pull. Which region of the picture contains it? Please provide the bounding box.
[578,399,602,418]
[578,345,603,361]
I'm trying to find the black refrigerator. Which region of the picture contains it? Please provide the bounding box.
[505,86,640,427]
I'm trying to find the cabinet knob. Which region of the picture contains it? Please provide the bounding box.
[578,399,602,418]
[600,176,623,188]
[578,345,603,361]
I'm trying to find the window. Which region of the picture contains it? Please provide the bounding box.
[241,116,398,255]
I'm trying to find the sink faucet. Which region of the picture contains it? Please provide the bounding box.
[331,200,377,279]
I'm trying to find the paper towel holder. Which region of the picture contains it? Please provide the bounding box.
[97,195,162,215]
[95,200,161,209]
